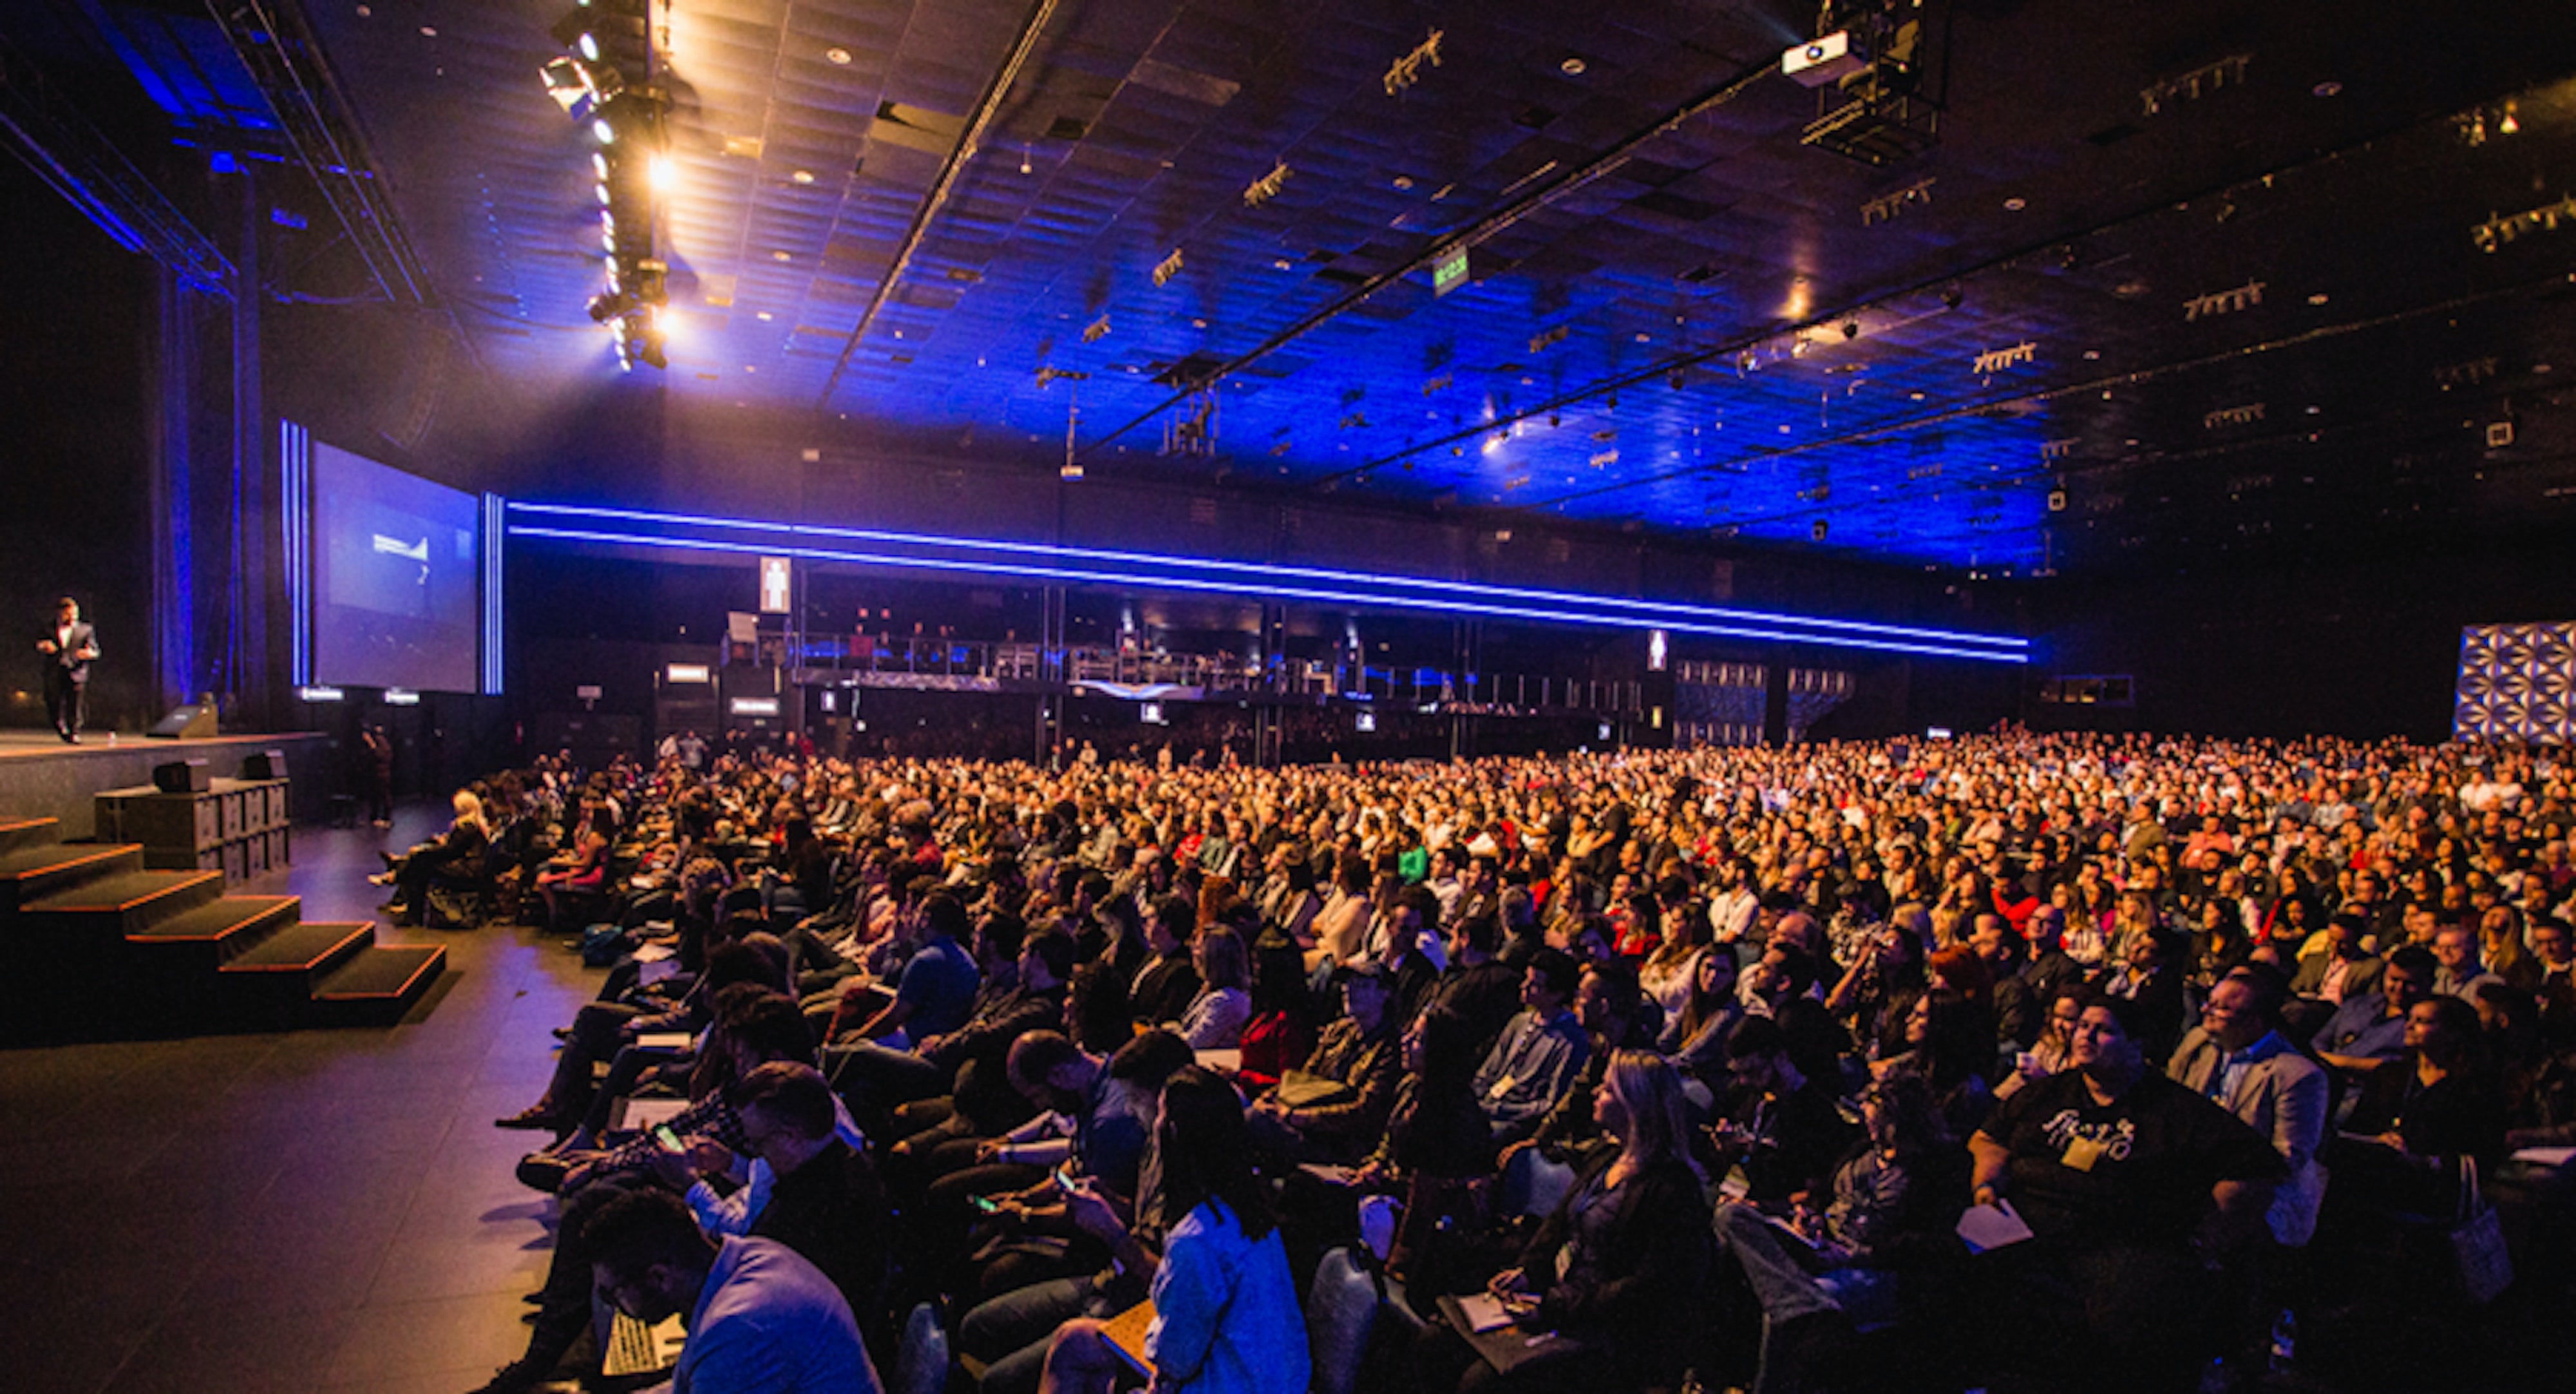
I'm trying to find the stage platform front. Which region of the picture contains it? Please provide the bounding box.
[0,730,336,837]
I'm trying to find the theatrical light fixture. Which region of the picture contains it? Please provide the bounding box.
[649,155,676,191]
[577,33,600,61]
[540,57,589,112]
[592,117,616,144]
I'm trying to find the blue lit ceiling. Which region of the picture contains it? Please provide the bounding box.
[42,0,2576,571]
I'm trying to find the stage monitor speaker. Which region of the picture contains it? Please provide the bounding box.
[146,703,218,739]
[153,759,211,794]
[242,749,289,782]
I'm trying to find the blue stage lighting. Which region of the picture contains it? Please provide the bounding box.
[505,507,2029,663]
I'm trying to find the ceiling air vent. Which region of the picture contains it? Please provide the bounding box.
[1046,116,1089,140]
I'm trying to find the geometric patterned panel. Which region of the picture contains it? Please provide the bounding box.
[2455,622,2576,743]
[1785,668,1857,743]
[1676,665,1769,749]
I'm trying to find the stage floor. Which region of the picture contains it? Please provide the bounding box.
[0,804,600,1394]
[0,730,303,759]
[0,729,336,837]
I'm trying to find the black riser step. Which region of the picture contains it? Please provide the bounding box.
[0,843,144,912]
[0,818,59,855]
[21,868,224,935]
[126,895,301,966]
[214,920,379,1029]
[310,944,448,1025]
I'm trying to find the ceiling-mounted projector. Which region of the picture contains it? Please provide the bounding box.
[1784,31,1867,86]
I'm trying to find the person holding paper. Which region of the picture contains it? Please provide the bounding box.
[1710,1070,1963,1394]
[1414,1051,1712,1394]
[1036,1067,1309,1394]
[1965,996,2284,1390]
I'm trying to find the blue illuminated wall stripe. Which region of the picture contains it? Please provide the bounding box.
[482,493,507,695]
[508,502,2025,652]
[279,421,313,686]
[508,515,2028,664]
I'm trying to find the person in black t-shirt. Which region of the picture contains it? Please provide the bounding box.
[1967,997,2283,1389]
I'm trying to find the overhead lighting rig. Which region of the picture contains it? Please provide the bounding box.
[1794,0,1949,166]
[538,1,670,371]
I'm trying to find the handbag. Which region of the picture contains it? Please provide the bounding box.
[1273,1069,1358,1110]
[2447,1156,2513,1304]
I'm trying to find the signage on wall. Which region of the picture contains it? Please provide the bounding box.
[730,697,781,717]
[1648,629,1669,671]
[759,556,792,614]
[666,664,711,684]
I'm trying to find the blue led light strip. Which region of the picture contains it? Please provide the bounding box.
[507,502,2024,651]
[279,420,312,686]
[509,520,2028,664]
[482,493,507,695]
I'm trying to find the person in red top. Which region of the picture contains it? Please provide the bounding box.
[1992,872,2042,937]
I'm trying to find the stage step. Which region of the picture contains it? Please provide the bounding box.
[128,895,300,959]
[0,841,142,910]
[217,920,378,1024]
[222,919,375,977]
[0,789,449,1042]
[21,866,222,933]
[312,943,448,1024]
[0,817,59,854]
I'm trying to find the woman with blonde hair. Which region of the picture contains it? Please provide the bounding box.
[375,788,495,926]
[1423,1050,1710,1394]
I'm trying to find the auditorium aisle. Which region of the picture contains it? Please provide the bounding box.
[0,806,599,1394]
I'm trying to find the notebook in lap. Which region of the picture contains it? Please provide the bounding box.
[611,1095,690,1132]
[602,1313,688,1377]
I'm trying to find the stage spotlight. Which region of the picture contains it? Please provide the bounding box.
[540,57,588,112]
[577,32,600,61]
[595,182,612,205]
[592,151,610,180]
[1841,320,1860,339]
[592,116,616,144]
[648,154,676,192]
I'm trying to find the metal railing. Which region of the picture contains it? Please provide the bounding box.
[737,636,1646,715]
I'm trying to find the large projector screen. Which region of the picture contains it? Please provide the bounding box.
[312,442,480,693]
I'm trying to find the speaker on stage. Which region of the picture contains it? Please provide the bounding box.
[146,701,218,740]
[153,759,211,794]
[242,749,288,781]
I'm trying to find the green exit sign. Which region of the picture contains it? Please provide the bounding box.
[1432,246,1469,296]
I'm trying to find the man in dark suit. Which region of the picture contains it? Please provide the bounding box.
[35,597,99,743]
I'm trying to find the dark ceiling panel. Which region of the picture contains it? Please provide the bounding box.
[36,0,2576,576]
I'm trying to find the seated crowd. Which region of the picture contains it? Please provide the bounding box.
[417,729,2576,1394]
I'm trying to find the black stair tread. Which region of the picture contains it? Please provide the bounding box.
[313,944,444,1000]
[221,921,372,972]
[0,817,57,838]
[22,867,216,913]
[128,896,298,943]
[0,842,137,883]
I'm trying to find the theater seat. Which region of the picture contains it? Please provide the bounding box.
[893,1301,948,1394]
[1307,1246,1383,1394]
